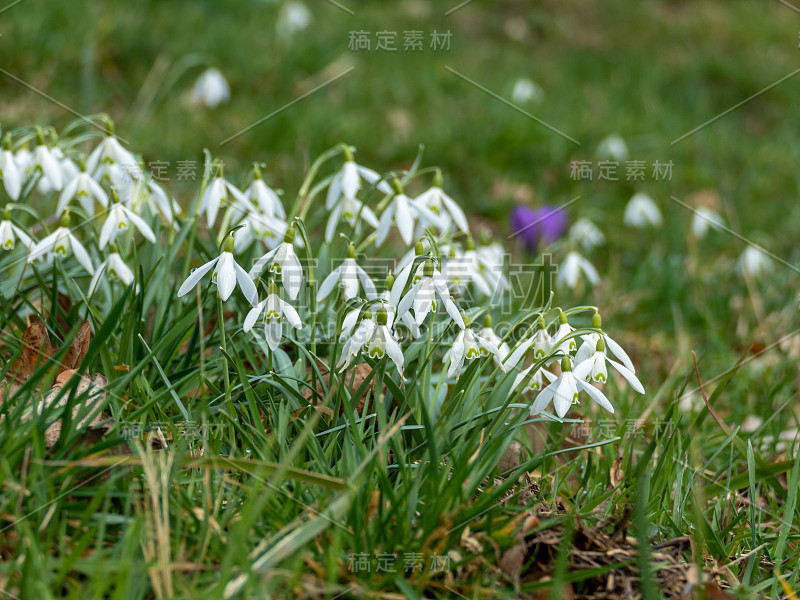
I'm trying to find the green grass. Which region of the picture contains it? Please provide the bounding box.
[1,0,800,598]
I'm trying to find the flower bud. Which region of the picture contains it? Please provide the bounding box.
[347,242,356,259]
[376,306,388,326]
[423,259,434,278]
[560,354,572,371]
[284,225,296,244]
[592,311,602,329]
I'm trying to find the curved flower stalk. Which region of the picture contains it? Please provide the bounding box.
[27,212,94,274]
[317,242,377,302]
[573,337,644,393]
[88,248,135,295]
[243,280,302,351]
[396,258,465,328]
[414,172,469,235]
[250,225,304,300]
[531,355,614,418]
[177,235,258,304]
[337,306,404,377]
[58,168,109,217]
[444,313,502,378]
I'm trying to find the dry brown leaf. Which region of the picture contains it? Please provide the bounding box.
[610,454,625,488]
[20,372,108,447]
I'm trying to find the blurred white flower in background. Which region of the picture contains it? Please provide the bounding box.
[624,192,663,228]
[190,68,230,109]
[568,218,605,251]
[596,134,628,162]
[739,245,774,279]
[558,251,600,290]
[510,77,544,104]
[691,206,725,238]
[277,1,312,38]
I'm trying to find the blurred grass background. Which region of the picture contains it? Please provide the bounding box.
[2,0,799,401]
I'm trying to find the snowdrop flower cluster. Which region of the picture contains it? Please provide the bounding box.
[506,311,644,418]
[1,120,644,424]
[0,120,177,296]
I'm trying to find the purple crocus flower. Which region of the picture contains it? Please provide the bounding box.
[510,205,569,253]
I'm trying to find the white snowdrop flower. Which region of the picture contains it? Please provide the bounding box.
[246,169,285,220]
[326,149,392,210]
[569,218,605,251]
[200,173,249,227]
[557,251,600,290]
[232,213,286,254]
[87,133,139,178]
[13,147,30,174]
[277,0,312,36]
[414,173,469,234]
[441,245,473,294]
[396,259,465,328]
[473,241,509,296]
[573,337,644,394]
[337,306,404,377]
[513,363,556,394]
[325,194,380,243]
[190,67,230,109]
[596,134,628,162]
[531,356,614,418]
[27,213,94,274]
[177,236,258,304]
[243,281,302,351]
[574,312,637,374]
[510,77,544,104]
[317,242,378,302]
[0,208,33,250]
[624,193,663,229]
[739,245,774,279]
[444,316,501,378]
[250,226,303,300]
[376,181,444,247]
[691,206,724,238]
[88,250,135,295]
[344,276,421,339]
[505,316,552,370]
[55,152,80,193]
[552,310,577,355]
[0,142,22,200]
[134,179,182,227]
[29,144,63,191]
[57,170,109,217]
[99,197,156,250]
[479,315,510,366]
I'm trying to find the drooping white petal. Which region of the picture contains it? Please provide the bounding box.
[177,256,220,297]
[608,359,645,394]
[233,261,259,306]
[576,379,614,413]
[68,233,94,274]
[265,319,283,351]
[278,298,302,329]
[316,266,342,302]
[244,300,267,332]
